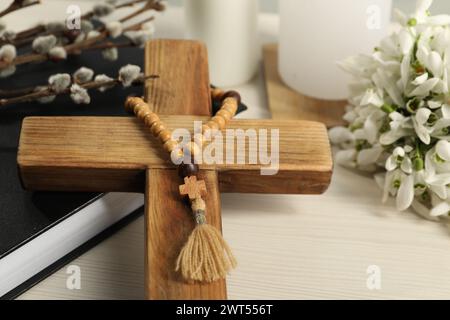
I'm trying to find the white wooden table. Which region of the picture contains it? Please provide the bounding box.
[7,1,450,300]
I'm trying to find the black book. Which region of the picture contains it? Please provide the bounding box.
[0,36,248,299]
[0,47,146,299]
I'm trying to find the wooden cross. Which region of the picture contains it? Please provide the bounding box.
[17,40,332,300]
[179,176,207,200]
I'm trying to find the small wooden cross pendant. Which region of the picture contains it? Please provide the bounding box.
[179,176,207,200]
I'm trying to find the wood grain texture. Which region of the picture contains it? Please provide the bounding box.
[17,116,332,194]
[143,40,225,299]
[146,169,226,299]
[263,43,347,128]
[145,39,212,116]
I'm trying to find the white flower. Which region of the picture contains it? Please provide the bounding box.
[118,64,141,87]
[331,0,450,219]
[396,173,415,211]
[94,74,115,92]
[379,112,412,145]
[70,84,90,104]
[48,73,71,93]
[93,3,115,17]
[357,145,383,168]
[0,44,16,63]
[102,47,118,61]
[412,108,433,144]
[328,127,355,149]
[73,67,94,84]
[106,21,122,38]
[335,149,357,169]
[385,147,413,174]
[48,46,67,60]
[32,35,57,54]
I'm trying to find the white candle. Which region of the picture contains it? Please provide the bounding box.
[279,0,392,100]
[184,0,258,87]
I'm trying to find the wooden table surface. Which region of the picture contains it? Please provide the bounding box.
[9,2,450,300]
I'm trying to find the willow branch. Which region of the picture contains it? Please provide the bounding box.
[0,2,161,69]
[0,74,159,107]
[1,0,162,47]
[0,0,41,18]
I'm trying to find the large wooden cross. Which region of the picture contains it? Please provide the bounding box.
[17,40,332,300]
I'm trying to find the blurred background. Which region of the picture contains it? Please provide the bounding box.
[168,0,450,13]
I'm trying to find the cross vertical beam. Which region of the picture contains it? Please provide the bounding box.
[144,40,227,299]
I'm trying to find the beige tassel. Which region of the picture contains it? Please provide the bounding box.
[175,198,237,283]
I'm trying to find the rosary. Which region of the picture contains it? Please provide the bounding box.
[125,88,241,283]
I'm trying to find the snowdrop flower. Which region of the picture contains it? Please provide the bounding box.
[379,112,413,145]
[0,66,15,78]
[331,0,450,219]
[106,21,122,38]
[119,64,141,87]
[328,127,355,149]
[70,84,90,104]
[385,147,413,173]
[412,108,433,144]
[48,73,71,93]
[0,44,16,63]
[94,74,115,92]
[93,3,115,17]
[73,67,94,84]
[32,35,57,54]
[48,46,67,60]
[102,47,118,61]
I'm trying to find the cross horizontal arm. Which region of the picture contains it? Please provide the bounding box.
[18,116,332,194]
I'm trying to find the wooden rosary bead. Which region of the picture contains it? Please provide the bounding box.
[207,120,219,131]
[201,124,210,134]
[163,140,178,153]
[222,103,237,116]
[125,96,142,113]
[211,88,224,101]
[151,122,166,137]
[178,162,199,178]
[144,113,160,127]
[171,148,184,164]
[186,141,201,158]
[158,129,172,143]
[221,90,241,105]
[211,116,226,129]
[216,109,233,121]
[191,197,206,211]
[136,107,151,120]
